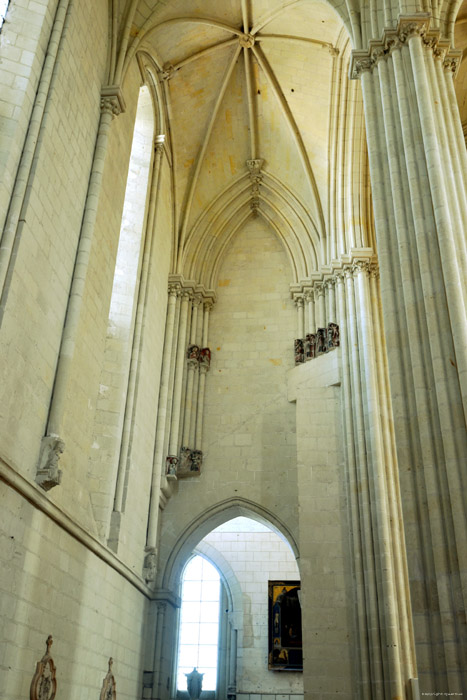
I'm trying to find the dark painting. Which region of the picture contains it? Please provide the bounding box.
[268,580,303,671]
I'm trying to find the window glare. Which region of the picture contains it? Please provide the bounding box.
[177,556,220,691]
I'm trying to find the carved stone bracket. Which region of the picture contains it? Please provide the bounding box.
[143,547,157,583]
[99,658,116,700]
[30,635,57,700]
[36,436,64,491]
[100,85,126,117]
[166,455,178,477]
[200,347,211,370]
[178,448,203,477]
[349,13,462,79]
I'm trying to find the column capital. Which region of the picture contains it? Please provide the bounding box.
[349,14,461,79]
[100,85,126,117]
[314,282,325,297]
[168,283,181,297]
[294,294,305,308]
[352,259,372,276]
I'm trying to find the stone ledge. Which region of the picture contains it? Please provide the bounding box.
[0,452,153,599]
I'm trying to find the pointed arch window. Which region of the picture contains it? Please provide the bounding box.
[177,555,221,693]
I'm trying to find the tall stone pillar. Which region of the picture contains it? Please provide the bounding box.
[351,14,467,694]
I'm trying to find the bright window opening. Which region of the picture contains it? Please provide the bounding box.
[177,555,221,692]
[0,0,9,29]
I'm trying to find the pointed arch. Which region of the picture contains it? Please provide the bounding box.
[160,497,300,591]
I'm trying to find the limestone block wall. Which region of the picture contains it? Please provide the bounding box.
[157,215,298,585]
[288,352,355,700]
[202,525,303,697]
[0,0,109,490]
[0,477,149,700]
[0,0,60,232]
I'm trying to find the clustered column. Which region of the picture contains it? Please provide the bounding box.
[144,280,214,580]
[335,258,414,699]
[351,13,467,692]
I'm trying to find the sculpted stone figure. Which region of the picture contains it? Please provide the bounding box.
[200,347,211,369]
[327,323,340,349]
[294,338,304,365]
[316,328,327,354]
[186,668,204,700]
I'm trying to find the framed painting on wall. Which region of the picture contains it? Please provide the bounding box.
[268,580,303,671]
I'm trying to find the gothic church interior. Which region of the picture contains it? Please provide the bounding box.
[0,0,466,699]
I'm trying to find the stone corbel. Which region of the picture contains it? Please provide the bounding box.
[143,547,157,583]
[36,436,64,491]
[100,85,126,117]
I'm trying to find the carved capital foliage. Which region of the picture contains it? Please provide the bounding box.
[352,259,371,275]
[369,262,380,279]
[294,295,304,309]
[36,436,64,491]
[30,636,56,700]
[334,271,345,285]
[314,282,325,297]
[168,283,181,298]
[324,278,335,289]
[304,289,314,303]
[350,13,459,78]
[100,86,125,117]
[99,658,116,700]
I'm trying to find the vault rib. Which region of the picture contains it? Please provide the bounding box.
[177,45,242,269]
[243,47,257,160]
[251,44,326,244]
[122,16,243,80]
[168,39,238,72]
[259,34,337,54]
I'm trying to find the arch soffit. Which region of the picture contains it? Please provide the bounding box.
[160,497,300,593]
[192,542,243,620]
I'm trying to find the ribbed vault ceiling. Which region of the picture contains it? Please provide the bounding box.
[128,1,350,284]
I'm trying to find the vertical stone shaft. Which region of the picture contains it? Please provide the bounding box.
[194,302,212,451]
[305,290,315,334]
[315,284,325,327]
[146,286,179,549]
[335,274,372,700]
[182,298,200,447]
[345,268,384,698]
[295,295,304,338]
[44,92,123,445]
[113,138,164,515]
[168,292,190,457]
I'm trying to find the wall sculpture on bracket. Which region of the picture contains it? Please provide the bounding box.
[294,338,304,365]
[30,635,57,700]
[166,455,178,477]
[99,658,116,700]
[293,324,340,365]
[199,347,211,369]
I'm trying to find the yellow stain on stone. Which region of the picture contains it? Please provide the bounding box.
[218,279,231,287]
[268,358,282,366]
[184,158,194,168]
[229,156,236,175]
